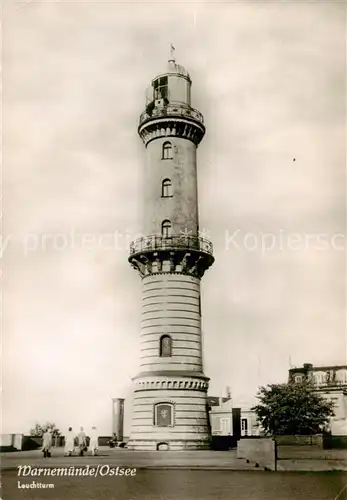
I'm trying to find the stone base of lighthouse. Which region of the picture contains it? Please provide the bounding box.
[127,374,211,451]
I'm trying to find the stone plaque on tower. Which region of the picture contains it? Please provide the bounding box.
[155,404,173,427]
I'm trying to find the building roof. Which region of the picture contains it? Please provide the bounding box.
[153,60,191,82]
[289,364,347,373]
[207,396,231,407]
[167,59,190,78]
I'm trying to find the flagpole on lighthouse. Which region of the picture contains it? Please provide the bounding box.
[169,43,175,63]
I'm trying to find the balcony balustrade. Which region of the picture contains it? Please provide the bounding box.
[129,234,213,257]
[139,104,204,127]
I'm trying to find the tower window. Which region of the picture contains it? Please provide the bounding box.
[153,76,168,100]
[162,179,172,198]
[162,141,173,160]
[159,335,172,357]
[154,403,174,427]
[161,220,172,238]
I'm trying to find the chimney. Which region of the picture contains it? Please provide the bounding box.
[111,398,125,441]
[219,392,223,407]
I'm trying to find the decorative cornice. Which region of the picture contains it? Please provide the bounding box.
[138,117,205,147]
[129,236,214,279]
[134,377,209,392]
[130,253,213,280]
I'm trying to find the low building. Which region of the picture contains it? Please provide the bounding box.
[207,396,261,438]
[0,434,23,451]
[289,363,347,436]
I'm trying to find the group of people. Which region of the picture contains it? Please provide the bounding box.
[41,426,99,458]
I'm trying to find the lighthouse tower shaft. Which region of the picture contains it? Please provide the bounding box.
[128,57,214,451]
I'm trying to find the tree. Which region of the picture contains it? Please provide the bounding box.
[252,380,335,436]
[29,422,61,437]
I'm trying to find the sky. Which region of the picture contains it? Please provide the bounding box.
[2,0,346,436]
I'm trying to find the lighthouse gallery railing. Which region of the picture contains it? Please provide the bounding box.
[139,104,204,127]
[130,235,213,256]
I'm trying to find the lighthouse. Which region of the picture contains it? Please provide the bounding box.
[128,50,214,451]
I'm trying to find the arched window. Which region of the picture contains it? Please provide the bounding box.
[159,335,172,357]
[162,179,172,197]
[161,220,172,238]
[162,141,173,160]
[154,402,174,427]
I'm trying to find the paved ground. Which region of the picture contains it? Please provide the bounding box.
[2,469,347,500]
[2,446,346,471]
[1,447,255,470]
[1,448,346,499]
[276,446,347,471]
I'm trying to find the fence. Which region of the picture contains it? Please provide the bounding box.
[275,435,323,447]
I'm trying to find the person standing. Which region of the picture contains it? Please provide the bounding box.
[42,428,52,458]
[110,433,117,448]
[77,426,87,456]
[89,426,98,456]
[64,427,75,456]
